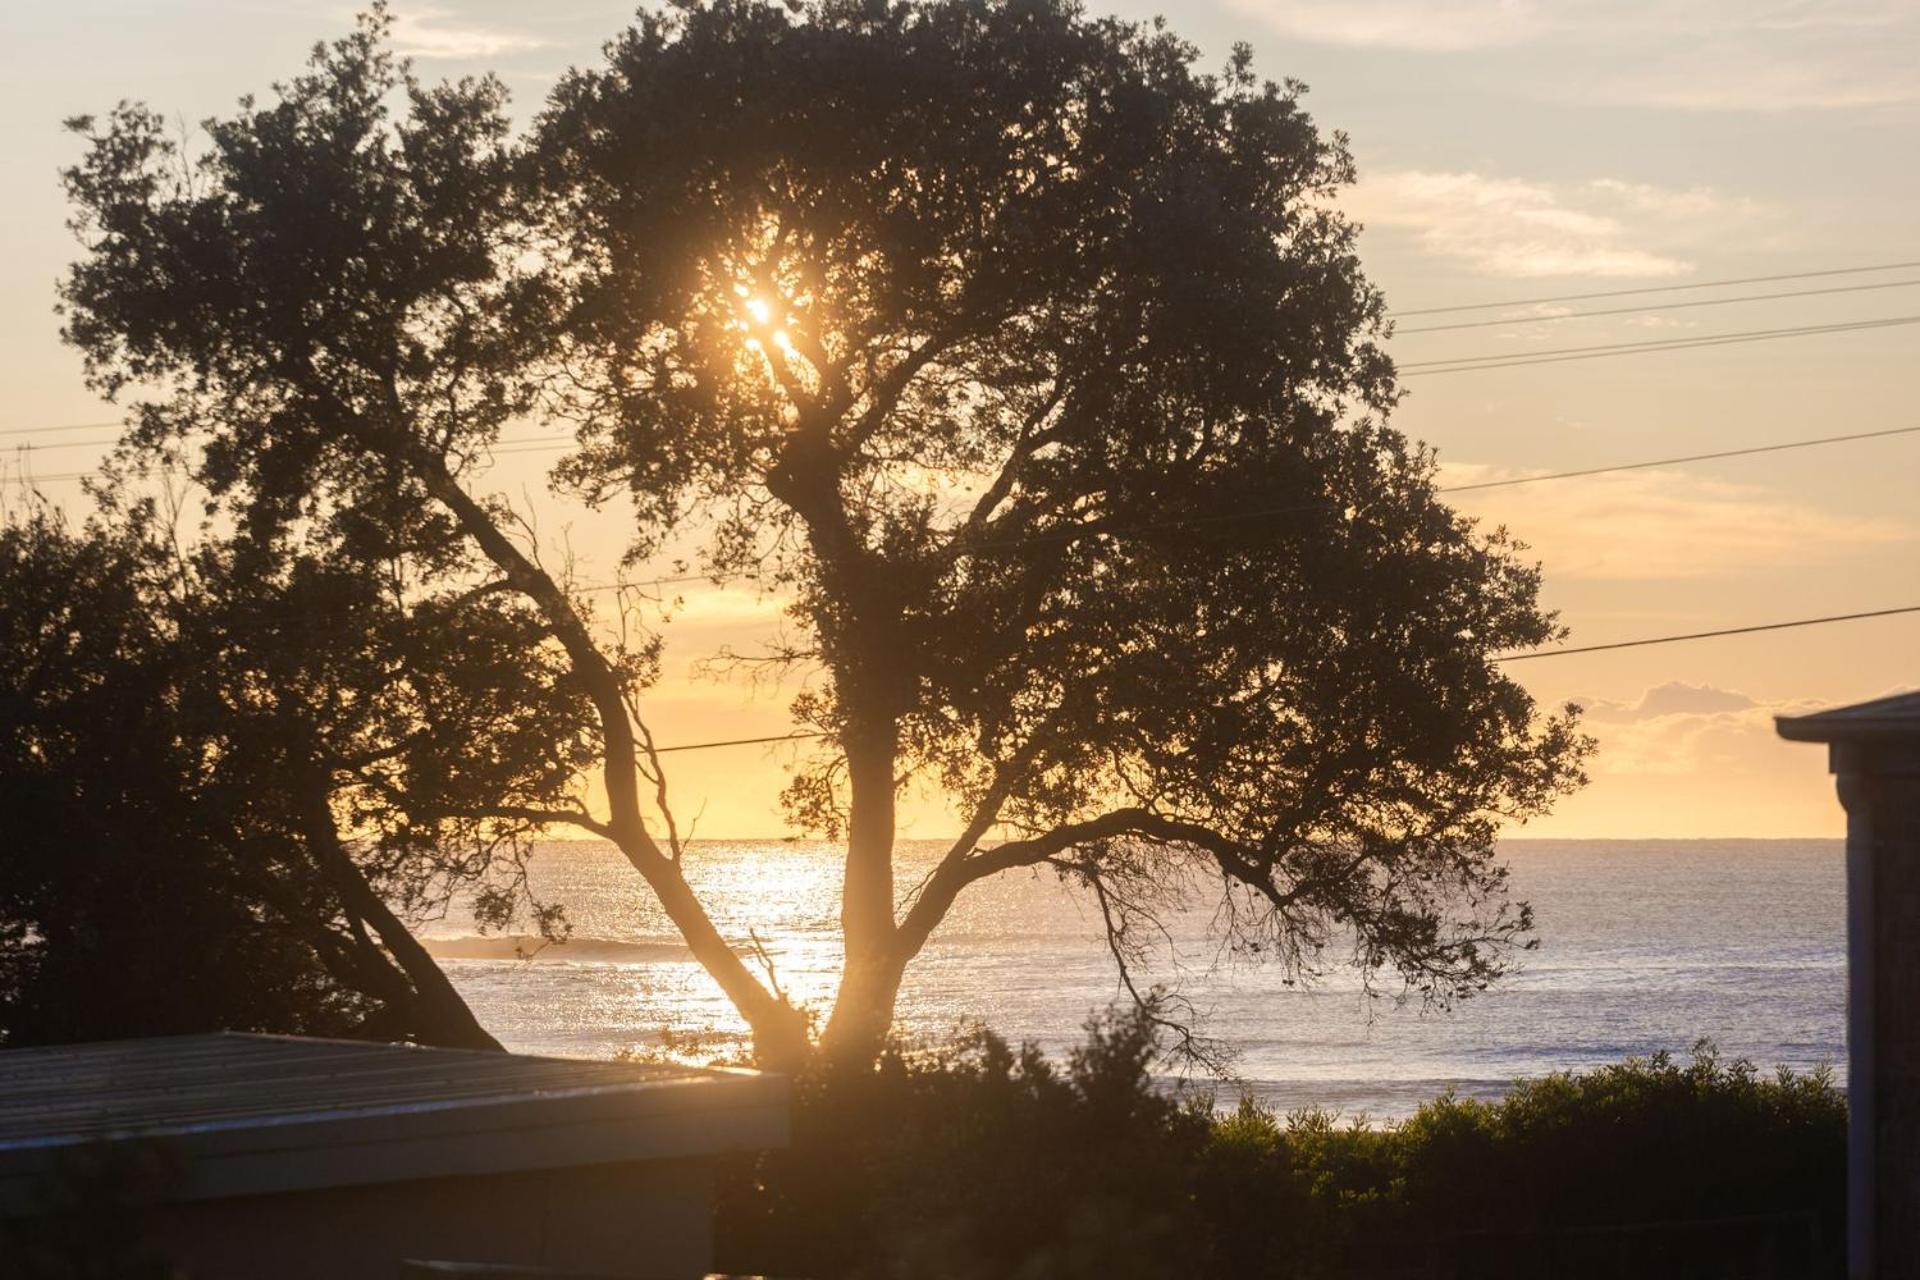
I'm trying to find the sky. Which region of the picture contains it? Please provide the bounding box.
[2,1,1915,839]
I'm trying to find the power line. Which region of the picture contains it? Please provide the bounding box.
[1390,260,1920,318]
[1395,277,1920,334]
[23,304,1914,449]
[13,277,1920,448]
[636,605,1920,752]
[15,421,1918,584]
[580,572,733,593]
[7,453,1913,750]
[651,731,824,755]
[13,260,1919,439]
[0,420,127,440]
[568,422,1920,592]
[1437,424,1920,493]
[1495,605,1920,662]
[5,468,119,484]
[931,422,1920,558]
[1401,314,1920,377]
[5,438,581,481]
[1400,313,1920,368]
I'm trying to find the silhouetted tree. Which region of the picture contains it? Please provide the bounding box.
[0,509,355,1044]
[0,498,591,1048]
[56,1,1589,1067]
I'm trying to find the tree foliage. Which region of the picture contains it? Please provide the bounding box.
[0,509,354,1044]
[717,1017,1844,1279]
[55,0,1590,1064]
[0,497,588,1048]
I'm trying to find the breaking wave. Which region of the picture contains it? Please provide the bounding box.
[423,935,692,964]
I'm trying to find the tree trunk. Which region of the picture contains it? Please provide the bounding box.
[293,773,503,1052]
[818,696,904,1066]
[607,822,814,1071]
[819,945,908,1067]
[747,1002,815,1074]
[411,449,805,1064]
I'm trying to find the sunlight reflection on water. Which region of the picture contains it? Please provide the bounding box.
[426,838,1845,1119]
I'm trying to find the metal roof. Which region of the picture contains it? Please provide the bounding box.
[0,1033,787,1211]
[1777,691,1920,743]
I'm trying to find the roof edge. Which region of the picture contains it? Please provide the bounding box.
[1777,691,1920,743]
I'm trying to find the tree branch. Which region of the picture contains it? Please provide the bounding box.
[423,803,616,842]
[957,378,1067,537]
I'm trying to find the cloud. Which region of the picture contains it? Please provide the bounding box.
[1578,682,1760,723]
[1511,683,1920,836]
[1582,179,1727,221]
[1223,0,1544,52]
[1591,44,1920,112]
[1579,691,1823,778]
[1438,465,1910,581]
[1580,2,1920,111]
[1568,684,1904,782]
[1348,171,1762,279]
[1567,686,1834,831]
[650,584,791,628]
[386,7,547,60]
[1226,0,1920,111]
[1596,705,1778,777]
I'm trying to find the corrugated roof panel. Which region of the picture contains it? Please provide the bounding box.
[0,1033,787,1207]
[0,1033,719,1144]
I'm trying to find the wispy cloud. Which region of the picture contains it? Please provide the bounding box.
[386,7,547,60]
[1347,171,1763,278]
[1588,39,1920,112]
[652,584,791,629]
[1439,465,1910,580]
[1580,682,1762,722]
[1226,0,1920,111]
[1576,688,1823,777]
[1223,0,1543,52]
[1505,680,1878,835]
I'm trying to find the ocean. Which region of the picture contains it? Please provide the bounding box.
[426,838,1845,1120]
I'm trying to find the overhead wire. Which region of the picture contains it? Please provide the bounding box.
[552,422,1920,594]
[1394,277,1920,334]
[6,433,1915,751]
[11,422,1919,581]
[1434,423,1920,493]
[651,731,825,755]
[2,430,576,455]
[1494,606,1920,662]
[8,263,1915,728]
[1400,314,1920,376]
[13,261,1920,440]
[0,420,129,439]
[1389,259,1920,317]
[639,606,1920,752]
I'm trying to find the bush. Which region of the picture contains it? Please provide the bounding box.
[716,1016,1845,1279]
[1204,1044,1845,1278]
[718,1008,1213,1280]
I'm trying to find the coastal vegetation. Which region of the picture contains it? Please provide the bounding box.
[717,1008,1846,1279]
[0,505,563,1049]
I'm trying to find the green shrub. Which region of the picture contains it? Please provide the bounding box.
[716,1017,1845,1279]
[719,1008,1212,1279]
[1217,1044,1846,1278]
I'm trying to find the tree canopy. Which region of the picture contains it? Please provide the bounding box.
[54,0,1590,1066]
[0,496,589,1049]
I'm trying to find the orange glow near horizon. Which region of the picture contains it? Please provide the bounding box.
[9,2,1914,843]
